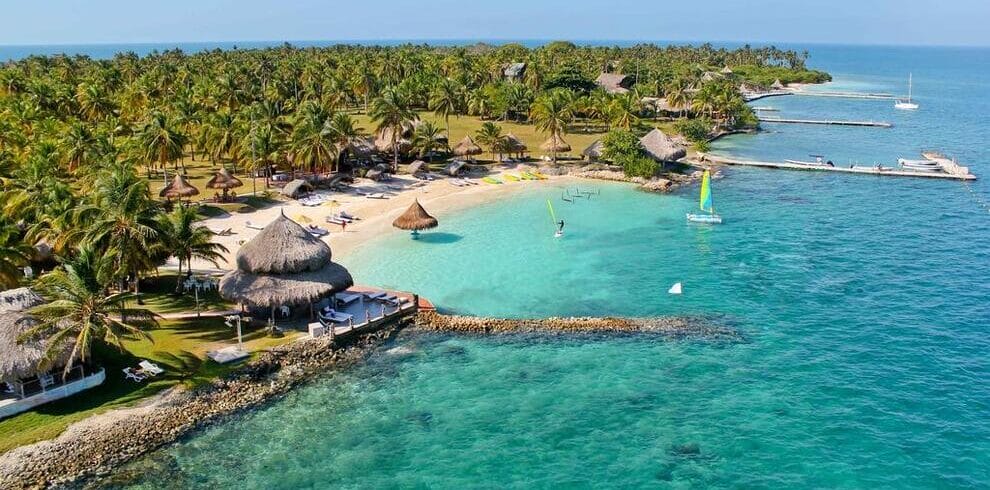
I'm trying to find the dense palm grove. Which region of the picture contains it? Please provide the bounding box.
[0,41,824,366]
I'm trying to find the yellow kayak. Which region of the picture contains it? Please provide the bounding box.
[504,174,520,182]
[482,177,503,184]
[531,171,548,180]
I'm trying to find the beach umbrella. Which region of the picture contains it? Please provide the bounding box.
[452,136,483,157]
[206,168,244,201]
[540,134,572,153]
[392,199,438,238]
[159,174,200,201]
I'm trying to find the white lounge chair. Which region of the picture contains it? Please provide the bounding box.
[363,290,387,300]
[339,211,358,220]
[138,360,165,376]
[335,292,362,306]
[307,226,329,237]
[319,310,353,323]
[209,227,233,236]
[245,221,265,230]
[123,367,145,382]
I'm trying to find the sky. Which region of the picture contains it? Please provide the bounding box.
[2,0,989,47]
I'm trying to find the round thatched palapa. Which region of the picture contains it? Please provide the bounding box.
[504,134,528,153]
[159,174,200,199]
[0,288,72,382]
[393,199,438,231]
[206,168,244,190]
[582,139,604,160]
[640,128,687,162]
[220,214,353,307]
[540,134,571,153]
[452,135,483,157]
[281,179,313,198]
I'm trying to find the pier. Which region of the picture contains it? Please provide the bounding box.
[758,117,893,128]
[695,153,977,181]
[792,91,896,100]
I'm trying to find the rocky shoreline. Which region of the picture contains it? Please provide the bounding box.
[566,166,700,193]
[413,312,741,340]
[0,324,406,490]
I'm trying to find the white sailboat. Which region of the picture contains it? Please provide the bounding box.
[895,74,919,110]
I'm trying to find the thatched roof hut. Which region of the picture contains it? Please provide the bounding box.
[452,136,483,157]
[504,133,528,154]
[651,97,691,114]
[393,200,438,232]
[219,214,353,308]
[0,288,72,383]
[772,79,786,90]
[595,73,632,94]
[582,140,604,161]
[640,129,687,162]
[206,168,244,190]
[281,179,313,198]
[540,134,571,153]
[504,62,526,81]
[408,160,428,176]
[445,160,467,176]
[159,174,200,199]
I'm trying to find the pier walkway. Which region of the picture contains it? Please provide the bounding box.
[695,153,977,181]
[793,91,896,100]
[758,117,893,128]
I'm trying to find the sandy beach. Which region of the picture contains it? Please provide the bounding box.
[193,168,584,269]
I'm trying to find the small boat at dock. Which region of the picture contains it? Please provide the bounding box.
[785,154,834,167]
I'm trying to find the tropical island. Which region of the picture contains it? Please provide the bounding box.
[0,41,829,487]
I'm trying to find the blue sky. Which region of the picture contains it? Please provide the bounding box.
[3,0,989,46]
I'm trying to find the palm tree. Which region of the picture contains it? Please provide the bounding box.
[530,89,574,163]
[608,93,641,131]
[157,206,229,292]
[475,121,505,161]
[0,219,31,288]
[241,123,281,192]
[411,121,446,163]
[289,101,336,175]
[25,245,157,376]
[429,78,463,137]
[134,110,186,173]
[665,77,691,118]
[58,121,98,172]
[203,110,238,168]
[321,112,361,172]
[370,87,415,172]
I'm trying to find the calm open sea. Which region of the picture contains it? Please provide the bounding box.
[75,43,989,488]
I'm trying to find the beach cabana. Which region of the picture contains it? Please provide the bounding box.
[504,134,528,159]
[281,179,313,199]
[540,134,572,154]
[159,174,200,201]
[206,168,244,202]
[582,140,604,161]
[0,288,105,419]
[392,199,438,238]
[452,136,483,158]
[445,160,467,176]
[219,213,353,320]
[640,128,687,164]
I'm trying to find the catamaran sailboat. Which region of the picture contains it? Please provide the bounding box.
[895,74,919,110]
[687,170,722,224]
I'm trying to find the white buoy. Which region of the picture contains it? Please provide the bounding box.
[668,282,682,295]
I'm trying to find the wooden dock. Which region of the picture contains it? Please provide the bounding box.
[695,153,977,181]
[792,91,896,100]
[758,117,893,128]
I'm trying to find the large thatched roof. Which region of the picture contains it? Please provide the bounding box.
[452,136,483,156]
[0,288,72,382]
[159,174,200,199]
[582,140,604,160]
[595,73,631,94]
[393,200,438,231]
[640,128,687,162]
[504,134,528,153]
[219,214,353,307]
[281,179,313,198]
[206,168,244,190]
[540,134,571,153]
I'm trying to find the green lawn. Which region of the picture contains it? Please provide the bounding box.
[0,311,298,455]
[139,273,234,316]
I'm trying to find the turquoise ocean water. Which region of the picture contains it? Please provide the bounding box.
[99,44,990,488]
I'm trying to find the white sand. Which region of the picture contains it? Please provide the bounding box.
[192,168,583,270]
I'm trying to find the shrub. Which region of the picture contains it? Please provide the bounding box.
[601,130,642,162]
[674,118,713,143]
[619,154,659,179]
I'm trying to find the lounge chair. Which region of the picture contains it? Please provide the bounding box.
[209,227,233,236]
[339,211,358,220]
[245,221,265,230]
[363,290,387,300]
[138,360,165,376]
[326,216,347,226]
[376,294,401,306]
[307,226,329,237]
[319,309,354,323]
[335,292,362,306]
[123,367,145,382]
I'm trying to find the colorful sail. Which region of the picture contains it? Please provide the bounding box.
[699,170,714,213]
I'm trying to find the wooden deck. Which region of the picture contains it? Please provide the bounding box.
[695,153,977,181]
[758,117,893,128]
[307,286,427,341]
